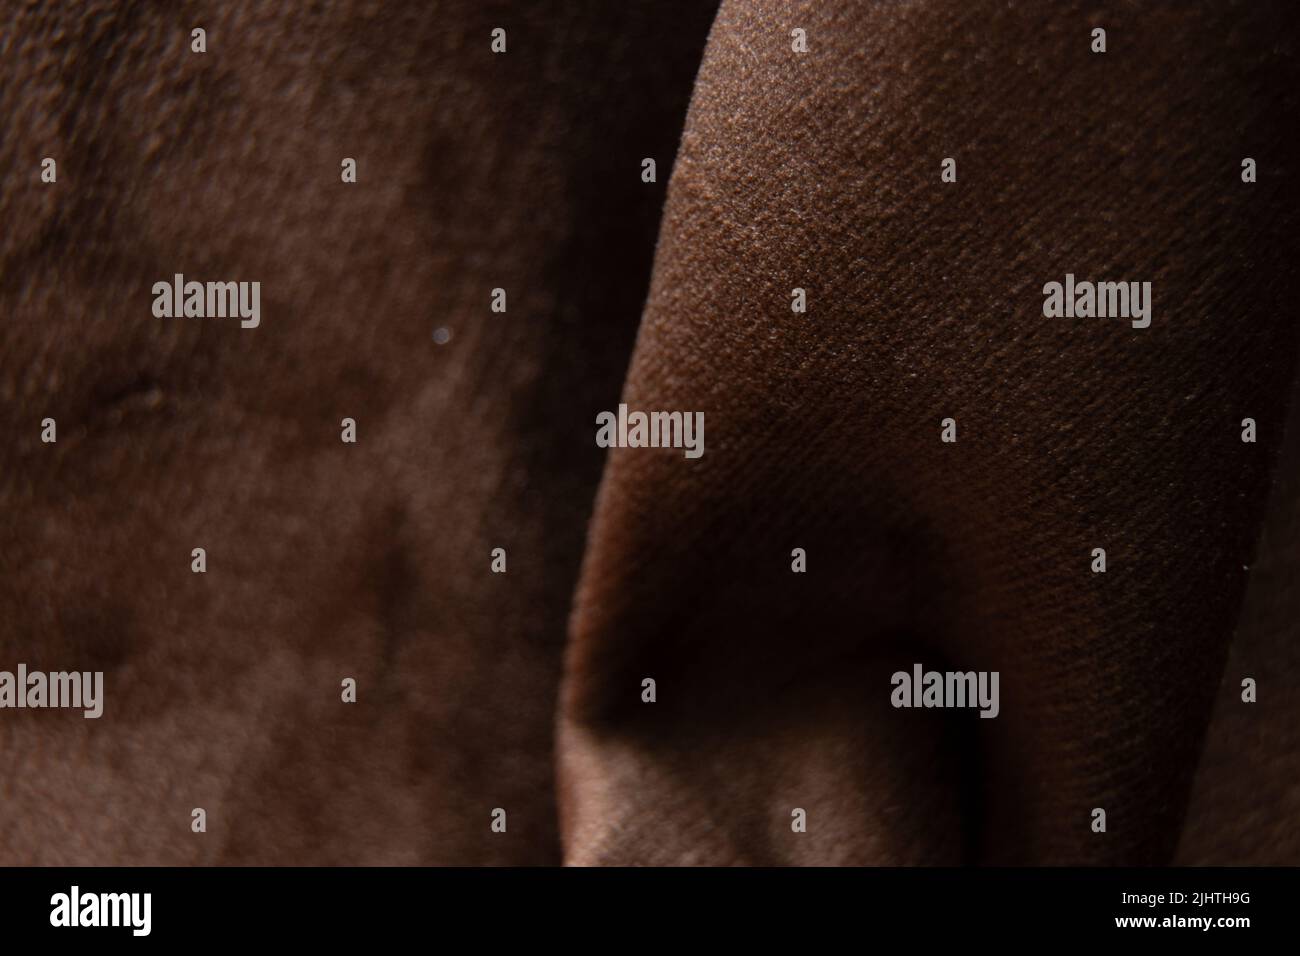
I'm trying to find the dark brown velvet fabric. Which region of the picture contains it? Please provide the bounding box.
[0,0,716,864]
[559,0,1300,865]
[1,0,1296,866]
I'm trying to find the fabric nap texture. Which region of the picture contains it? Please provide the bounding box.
[0,0,716,865]
[558,0,1300,865]
[1,0,1296,866]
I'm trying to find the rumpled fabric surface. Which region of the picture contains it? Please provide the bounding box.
[1,0,715,865]
[1,0,1296,866]
[559,0,1300,866]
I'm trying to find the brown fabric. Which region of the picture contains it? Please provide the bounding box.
[1177,350,1300,865]
[2,0,1297,866]
[559,0,1300,865]
[0,0,716,864]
